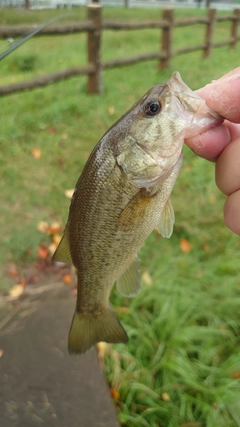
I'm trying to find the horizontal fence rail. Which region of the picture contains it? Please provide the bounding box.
[0,4,239,96]
[0,21,94,37]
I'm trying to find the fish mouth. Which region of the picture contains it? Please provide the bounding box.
[168,72,224,139]
[192,100,223,125]
[189,105,224,137]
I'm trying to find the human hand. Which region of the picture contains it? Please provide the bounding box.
[185,67,240,235]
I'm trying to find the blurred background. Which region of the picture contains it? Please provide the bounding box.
[1,1,240,426]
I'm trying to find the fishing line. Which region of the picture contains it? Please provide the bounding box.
[0,13,74,61]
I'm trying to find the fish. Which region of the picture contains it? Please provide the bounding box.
[53,72,223,354]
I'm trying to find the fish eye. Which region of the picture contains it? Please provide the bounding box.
[145,100,161,117]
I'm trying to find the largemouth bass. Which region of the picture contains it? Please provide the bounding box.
[53,72,222,354]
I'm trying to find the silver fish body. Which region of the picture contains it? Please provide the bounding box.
[53,72,223,354]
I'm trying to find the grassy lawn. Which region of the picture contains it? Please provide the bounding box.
[1,5,240,426]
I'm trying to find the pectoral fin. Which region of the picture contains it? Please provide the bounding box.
[117,189,156,231]
[156,198,175,238]
[116,257,140,298]
[52,224,72,264]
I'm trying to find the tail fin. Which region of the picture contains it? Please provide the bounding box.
[68,308,129,355]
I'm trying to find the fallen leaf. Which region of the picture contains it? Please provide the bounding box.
[142,270,152,286]
[20,278,27,287]
[53,234,62,246]
[47,222,62,235]
[96,341,107,367]
[38,244,49,259]
[161,392,171,402]
[110,387,120,401]
[116,307,130,314]
[183,166,192,173]
[65,189,74,199]
[9,284,24,298]
[8,266,18,277]
[48,242,57,256]
[37,221,49,234]
[32,148,41,159]
[232,372,240,379]
[63,274,72,285]
[180,238,191,253]
[209,194,217,204]
[47,127,56,135]
[108,105,115,116]
[0,349,3,358]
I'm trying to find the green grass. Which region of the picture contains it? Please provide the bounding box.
[1,5,240,426]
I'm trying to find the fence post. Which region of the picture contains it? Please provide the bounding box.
[203,8,216,58]
[159,8,174,70]
[230,8,240,49]
[87,3,103,94]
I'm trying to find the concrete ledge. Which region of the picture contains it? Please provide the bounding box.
[0,284,120,427]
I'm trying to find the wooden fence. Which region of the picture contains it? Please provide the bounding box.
[0,3,239,96]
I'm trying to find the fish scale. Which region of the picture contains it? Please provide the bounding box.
[53,72,223,354]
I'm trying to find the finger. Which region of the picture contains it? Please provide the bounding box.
[215,137,240,195]
[186,68,240,160]
[185,124,230,161]
[224,121,240,141]
[224,190,240,235]
[196,67,240,123]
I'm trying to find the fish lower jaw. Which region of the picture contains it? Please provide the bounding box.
[185,113,224,138]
